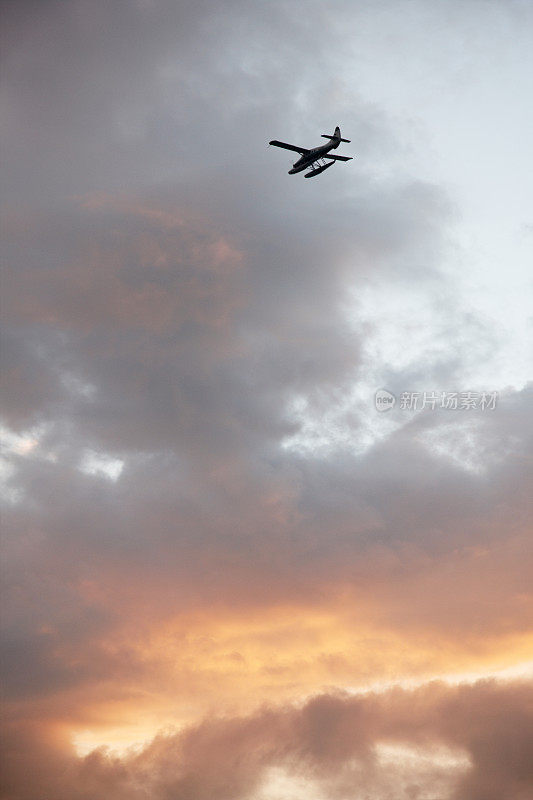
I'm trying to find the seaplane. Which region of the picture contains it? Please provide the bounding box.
[269,126,353,178]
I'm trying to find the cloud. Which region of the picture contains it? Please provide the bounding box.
[1,180,531,761]
[2,679,532,800]
[2,184,531,799]
[1,1,532,797]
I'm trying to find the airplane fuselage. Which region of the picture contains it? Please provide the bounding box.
[288,136,340,174]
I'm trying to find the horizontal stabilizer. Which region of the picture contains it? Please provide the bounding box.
[321,135,351,143]
[269,140,309,154]
[324,153,353,161]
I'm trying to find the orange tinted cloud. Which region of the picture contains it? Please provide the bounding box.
[2,197,246,336]
[3,679,532,800]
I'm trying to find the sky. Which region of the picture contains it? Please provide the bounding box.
[1,1,532,798]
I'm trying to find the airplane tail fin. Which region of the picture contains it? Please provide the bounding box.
[335,126,350,143]
[321,126,351,144]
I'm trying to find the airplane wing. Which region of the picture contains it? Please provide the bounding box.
[269,140,310,155]
[324,153,353,161]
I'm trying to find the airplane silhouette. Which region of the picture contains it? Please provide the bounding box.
[269,126,353,178]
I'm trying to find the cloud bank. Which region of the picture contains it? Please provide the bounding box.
[4,680,533,800]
